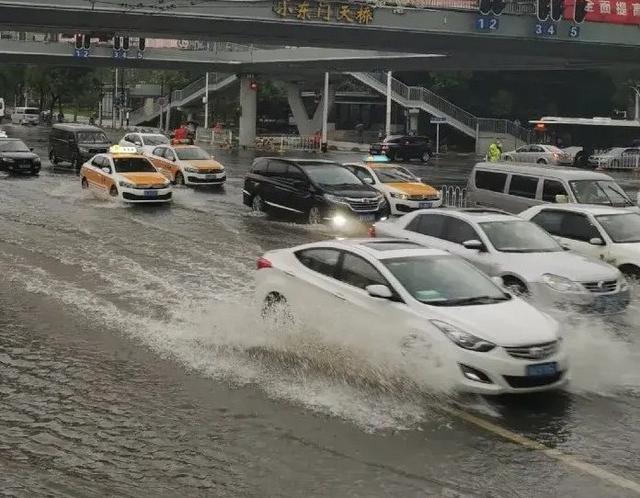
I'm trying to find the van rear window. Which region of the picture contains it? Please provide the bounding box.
[475,170,507,193]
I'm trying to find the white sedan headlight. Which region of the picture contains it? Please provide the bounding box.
[183,166,199,173]
[431,320,496,352]
[389,191,409,200]
[119,180,136,188]
[542,273,583,293]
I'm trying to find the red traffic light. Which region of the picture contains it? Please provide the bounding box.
[249,80,258,91]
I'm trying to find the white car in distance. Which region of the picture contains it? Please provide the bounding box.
[502,144,572,165]
[119,132,170,155]
[372,208,630,313]
[521,204,640,280]
[256,239,568,395]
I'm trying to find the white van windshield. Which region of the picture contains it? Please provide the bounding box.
[569,180,633,207]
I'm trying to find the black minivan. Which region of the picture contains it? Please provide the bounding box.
[49,123,111,170]
[243,158,388,226]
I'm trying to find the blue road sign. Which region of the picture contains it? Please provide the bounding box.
[535,21,557,37]
[73,48,89,58]
[112,49,127,59]
[475,16,500,32]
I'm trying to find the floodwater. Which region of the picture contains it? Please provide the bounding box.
[1,124,640,497]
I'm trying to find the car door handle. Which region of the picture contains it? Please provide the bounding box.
[332,292,346,301]
[283,270,295,277]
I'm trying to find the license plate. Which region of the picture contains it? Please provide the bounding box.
[526,362,558,377]
[359,214,375,223]
[19,164,31,170]
[144,190,158,198]
[419,202,433,208]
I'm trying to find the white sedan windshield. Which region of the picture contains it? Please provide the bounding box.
[383,255,509,306]
[596,213,640,243]
[480,221,562,253]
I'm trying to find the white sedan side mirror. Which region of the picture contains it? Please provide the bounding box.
[555,194,568,204]
[101,167,111,174]
[589,237,605,246]
[366,284,393,299]
[462,239,485,251]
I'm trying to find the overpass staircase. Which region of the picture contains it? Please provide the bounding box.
[347,72,531,151]
[129,73,238,126]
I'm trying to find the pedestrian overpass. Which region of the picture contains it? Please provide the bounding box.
[2,0,640,65]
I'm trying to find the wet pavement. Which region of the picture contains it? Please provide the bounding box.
[1,123,640,497]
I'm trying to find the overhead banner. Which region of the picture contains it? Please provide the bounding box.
[564,0,640,24]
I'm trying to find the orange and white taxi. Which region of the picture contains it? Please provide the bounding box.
[146,143,226,186]
[344,156,442,215]
[80,146,172,203]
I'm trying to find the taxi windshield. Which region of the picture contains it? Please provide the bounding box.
[113,157,157,173]
[143,134,169,146]
[77,132,110,143]
[0,140,30,152]
[374,166,417,184]
[176,147,210,160]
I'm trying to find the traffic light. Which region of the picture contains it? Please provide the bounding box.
[478,0,506,16]
[249,80,258,91]
[536,0,551,20]
[75,34,83,50]
[113,36,121,50]
[479,0,492,15]
[491,0,506,15]
[138,37,146,52]
[573,0,588,22]
[83,34,91,50]
[550,0,564,21]
[122,36,130,51]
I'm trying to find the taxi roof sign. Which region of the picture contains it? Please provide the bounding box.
[109,145,138,154]
[365,155,390,163]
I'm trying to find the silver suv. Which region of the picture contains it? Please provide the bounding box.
[372,208,630,313]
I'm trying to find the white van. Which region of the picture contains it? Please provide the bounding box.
[11,107,40,126]
[466,162,637,213]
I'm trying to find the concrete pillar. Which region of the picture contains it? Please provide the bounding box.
[285,82,334,137]
[408,109,419,134]
[239,76,257,148]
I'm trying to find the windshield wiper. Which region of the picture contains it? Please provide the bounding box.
[440,295,511,306]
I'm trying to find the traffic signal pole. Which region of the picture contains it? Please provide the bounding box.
[385,71,392,138]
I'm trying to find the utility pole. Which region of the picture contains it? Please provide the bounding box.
[113,68,118,129]
[321,72,329,152]
[204,72,210,130]
[385,71,392,138]
[632,86,640,121]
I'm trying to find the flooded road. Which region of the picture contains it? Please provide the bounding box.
[1,124,640,497]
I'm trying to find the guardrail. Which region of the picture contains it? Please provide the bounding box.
[195,128,236,148]
[440,185,467,208]
[360,72,531,143]
[255,135,321,152]
[595,154,640,170]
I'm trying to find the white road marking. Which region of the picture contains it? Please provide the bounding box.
[440,404,640,495]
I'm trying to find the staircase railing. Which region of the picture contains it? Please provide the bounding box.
[353,72,531,142]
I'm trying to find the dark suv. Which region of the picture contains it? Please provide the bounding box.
[243,158,388,226]
[369,135,432,162]
[49,123,111,170]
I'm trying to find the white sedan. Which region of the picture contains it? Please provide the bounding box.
[502,144,572,165]
[119,132,170,155]
[256,239,568,395]
[521,204,640,280]
[372,208,630,313]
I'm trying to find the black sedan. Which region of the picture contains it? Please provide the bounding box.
[369,135,432,163]
[0,138,41,176]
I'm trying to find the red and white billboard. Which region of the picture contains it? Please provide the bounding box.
[564,0,640,24]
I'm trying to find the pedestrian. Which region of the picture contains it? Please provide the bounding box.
[377,128,384,141]
[487,138,501,162]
